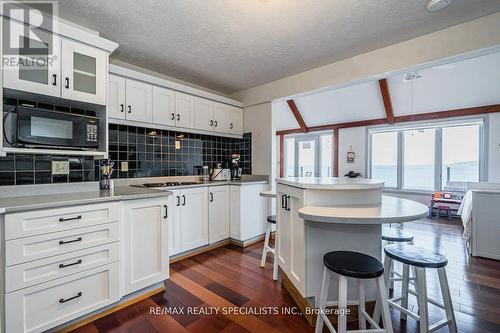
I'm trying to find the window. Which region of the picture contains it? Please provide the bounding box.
[283,132,333,177]
[371,132,398,187]
[369,119,484,192]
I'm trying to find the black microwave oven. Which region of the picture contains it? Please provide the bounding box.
[3,106,99,150]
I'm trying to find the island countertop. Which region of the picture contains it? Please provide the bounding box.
[277,177,384,190]
[298,195,428,224]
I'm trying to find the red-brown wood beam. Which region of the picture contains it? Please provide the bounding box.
[276,104,500,136]
[333,128,339,177]
[279,134,284,177]
[378,79,395,123]
[287,99,308,133]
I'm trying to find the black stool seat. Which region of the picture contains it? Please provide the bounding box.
[382,227,414,242]
[384,244,448,268]
[266,215,276,224]
[323,251,384,279]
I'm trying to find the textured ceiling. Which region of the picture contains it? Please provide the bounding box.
[55,0,500,94]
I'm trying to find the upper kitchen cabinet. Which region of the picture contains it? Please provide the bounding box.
[2,21,61,98]
[2,17,117,106]
[61,39,108,105]
[108,74,126,119]
[213,102,230,133]
[194,97,214,131]
[228,105,244,135]
[125,79,153,123]
[175,92,195,128]
[153,86,176,126]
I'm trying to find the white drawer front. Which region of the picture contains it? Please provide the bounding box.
[5,202,120,240]
[6,263,120,333]
[5,222,119,266]
[5,242,120,292]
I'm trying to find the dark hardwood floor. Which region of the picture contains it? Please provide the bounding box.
[69,218,500,333]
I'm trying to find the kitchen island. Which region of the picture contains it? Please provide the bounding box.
[275,177,428,325]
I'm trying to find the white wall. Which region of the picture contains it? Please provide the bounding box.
[338,127,367,177]
[489,113,500,183]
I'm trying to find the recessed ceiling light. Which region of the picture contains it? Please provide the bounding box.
[426,0,451,12]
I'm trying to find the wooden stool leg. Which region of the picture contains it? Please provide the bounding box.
[315,268,330,333]
[400,264,410,320]
[358,280,366,330]
[437,267,458,333]
[376,275,393,333]
[338,275,348,333]
[415,267,429,333]
[260,223,271,267]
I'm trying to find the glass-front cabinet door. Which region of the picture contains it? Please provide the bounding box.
[61,39,107,105]
[2,20,61,97]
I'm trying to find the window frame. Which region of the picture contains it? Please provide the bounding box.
[283,131,334,178]
[366,117,487,194]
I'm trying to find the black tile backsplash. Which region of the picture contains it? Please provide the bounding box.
[0,124,252,186]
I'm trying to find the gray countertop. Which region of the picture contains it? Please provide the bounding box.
[0,175,270,214]
[0,186,173,214]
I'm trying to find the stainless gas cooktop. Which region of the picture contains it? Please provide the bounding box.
[132,181,200,188]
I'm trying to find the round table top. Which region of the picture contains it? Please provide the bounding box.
[260,191,276,198]
[298,196,428,224]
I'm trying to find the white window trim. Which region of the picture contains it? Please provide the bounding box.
[366,116,488,194]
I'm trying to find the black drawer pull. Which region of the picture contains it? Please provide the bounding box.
[65,77,70,89]
[59,259,82,268]
[177,114,180,121]
[164,204,168,219]
[59,237,82,245]
[52,74,57,86]
[59,215,82,222]
[176,196,180,206]
[59,292,82,303]
[182,195,186,206]
[171,112,175,120]
[120,104,124,112]
[210,192,214,202]
[285,195,291,211]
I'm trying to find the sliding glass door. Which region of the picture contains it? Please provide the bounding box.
[284,132,333,178]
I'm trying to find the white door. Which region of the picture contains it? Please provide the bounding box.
[3,20,61,97]
[168,191,182,256]
[61,39,107,105]
[153,86,176,126]
[125,79,153,123]
[108,74,126,120]
[180,187,209,252]
[213,102,230,133]
[208,186,230,243]
[121,198,169,295]
[228,106,244,135]
[175,92,195,129]
[194,97,214,132]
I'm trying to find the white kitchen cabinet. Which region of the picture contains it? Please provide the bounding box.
[228,105,244,135]
[3,21,61,98]
[125,79,153,123]
[276,184,306,295]
[208,186,230,243]
[61,39,108,105]
[153,86,176,126]
[174,187,209,252]
[230,184,268,242]
[6,263,120,333]
[213,102,230,133]
[168,193,181,256]
[175,92,196,128]
[121,198,169,295]
[194,97,214,131]
[108,74,126,120]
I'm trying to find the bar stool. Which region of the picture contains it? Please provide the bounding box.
[382,227,414,290]
[260,191,278,280]
[315,251,393,333]
[380,244,457,333]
